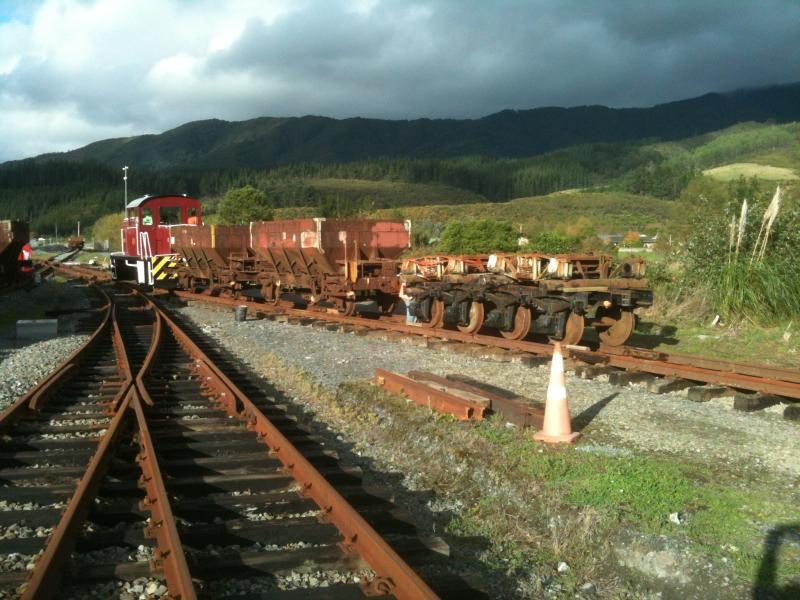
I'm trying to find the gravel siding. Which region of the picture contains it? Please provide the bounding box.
[181,303,800,480]
[0,280,92,410]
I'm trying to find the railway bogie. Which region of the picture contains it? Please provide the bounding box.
[402,252,652,346]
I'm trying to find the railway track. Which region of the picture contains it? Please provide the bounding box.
[2,281,475,599]
[46,264,800,410]
[166,290,800,410]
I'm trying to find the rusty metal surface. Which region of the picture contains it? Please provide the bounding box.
[375,368,487,421]
[250,218,409,261]
[128,292,197,598]
[21,392,133,600]
[408,371,543,429]
[2,286,122,599]
[131,390,197,600]
[52,262,113,281]
[156,306,439,600]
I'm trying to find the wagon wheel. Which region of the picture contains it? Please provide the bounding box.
[551,312,584,346]
[500,306,531,340]
[338,299,357,317]
[420,298,445,328]
[457,301,484,334]
[377,293,396,316]
[597,308,636,347]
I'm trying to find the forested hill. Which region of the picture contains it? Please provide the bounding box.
[24,82,800,170]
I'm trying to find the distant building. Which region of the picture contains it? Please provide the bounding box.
[598,232,659,252]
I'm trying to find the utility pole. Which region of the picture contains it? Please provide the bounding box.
[122,166,129,211]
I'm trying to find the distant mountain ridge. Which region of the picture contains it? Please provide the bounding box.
[25,82,800,170]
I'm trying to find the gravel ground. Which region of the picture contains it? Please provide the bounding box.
[0,279,92,410]
[180,303,800,480]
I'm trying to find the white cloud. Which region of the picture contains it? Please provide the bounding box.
[0,0,799,162]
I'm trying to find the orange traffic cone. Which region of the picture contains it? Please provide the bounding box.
[533,343,581,444]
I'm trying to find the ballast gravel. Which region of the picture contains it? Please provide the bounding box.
[0,335,88,410]
[0,279,92,411]
[178,303,800,480]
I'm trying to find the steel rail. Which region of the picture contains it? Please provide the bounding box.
[0,282,111,430]
[130,389,198,600]
[20,392,134,599]
[51,262,112,282]
[13,289,131,599]
[131,293,198,599]
[571,349,800,398]
[170,290,800,400]
[155,302,440,600]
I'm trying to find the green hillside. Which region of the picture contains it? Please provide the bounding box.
[27,82,800,170]
[372,191,675,239]
[308,178,487,207]
[1,117,798,236]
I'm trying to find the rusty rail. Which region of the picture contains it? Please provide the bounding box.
[20,393,133,599]
[131,390,197,599]
[5,287,125,599]
[128,293,197,599]
[157,306,440,600]
[0,283,111,430]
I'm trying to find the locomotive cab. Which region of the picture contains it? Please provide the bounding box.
[112,194,202,285]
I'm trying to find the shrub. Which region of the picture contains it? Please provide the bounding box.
[218,185,272,224]
[89,212,124,250]
[437,219,518,254]
[524,231,581,254]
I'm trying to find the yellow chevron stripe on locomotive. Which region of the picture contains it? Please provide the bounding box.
[150,255,179,281]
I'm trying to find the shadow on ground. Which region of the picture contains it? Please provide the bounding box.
[753,523,800,600]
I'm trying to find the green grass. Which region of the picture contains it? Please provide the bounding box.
[703,163,799,182]
[469,419,798,583]
[632,320,800,368]
[644,122,800,170]
[372,190,676,235]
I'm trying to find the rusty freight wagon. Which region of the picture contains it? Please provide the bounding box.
[0,220,30,283]
[171,218,411,314]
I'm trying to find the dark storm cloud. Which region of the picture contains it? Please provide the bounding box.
[2,0,800,161]
[205,0,800,119]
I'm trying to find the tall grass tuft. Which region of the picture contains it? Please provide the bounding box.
[708,186,799,323]
[712,257,800,323]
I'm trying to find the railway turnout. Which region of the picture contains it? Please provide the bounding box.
[0,281,466,599]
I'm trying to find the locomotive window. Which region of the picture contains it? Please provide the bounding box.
[159,206,181,225]
[141,208,153,226]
